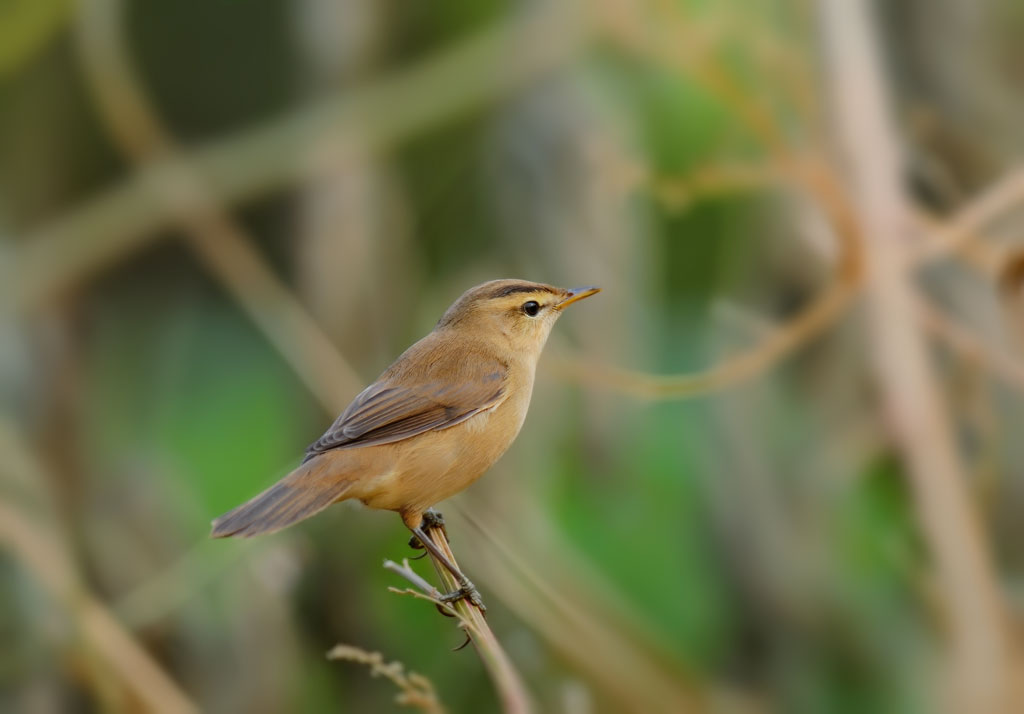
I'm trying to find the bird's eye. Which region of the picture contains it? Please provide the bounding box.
[522,300,541,317]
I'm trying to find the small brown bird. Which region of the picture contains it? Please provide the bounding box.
[211,279,599,606]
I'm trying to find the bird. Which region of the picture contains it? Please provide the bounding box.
[211,278,599,607]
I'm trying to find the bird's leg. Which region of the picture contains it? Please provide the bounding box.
[410,526,486,613]
[407,509,447,554]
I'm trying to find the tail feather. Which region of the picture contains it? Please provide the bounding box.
[211,462,353,538]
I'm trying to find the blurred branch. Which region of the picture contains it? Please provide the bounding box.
[819,2,1018,712]
[551,157,862,399]
[387,526,535,714]
[918,297,1024,393]
[647,160,786,213]
[327,643,446,714]
[7,0,583,311]
[595,0,800,150]
[0,422,197,714]
[912,166,1024,265]
[912,208,1005,279]
[73,0,364,412]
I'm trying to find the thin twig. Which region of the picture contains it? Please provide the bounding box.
[918,297,1024,394]
[912,166,1024,265]
[384,558,448,601]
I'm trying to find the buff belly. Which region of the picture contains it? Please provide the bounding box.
[354,394,528,522]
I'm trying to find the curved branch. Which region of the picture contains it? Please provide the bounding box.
[552,158,862,399]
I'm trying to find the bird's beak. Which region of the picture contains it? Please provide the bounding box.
[556,286,601,309]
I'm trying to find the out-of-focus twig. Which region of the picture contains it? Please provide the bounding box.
[912,166,1024,265]
[819,2,1018,712]
[912,208,1005,279]
[551,157,862,399]
[0,422,197,714]
[918,297,1024,394]
[73,0,363,413]
[595,0,796,150]
[647,160,787,212]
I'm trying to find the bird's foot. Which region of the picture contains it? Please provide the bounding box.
[408,509,448,551]
[438,576,486,613]
[422,509,448,538]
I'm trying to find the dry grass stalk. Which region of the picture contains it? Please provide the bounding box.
[327,644,445,714]
[386,535,535,714]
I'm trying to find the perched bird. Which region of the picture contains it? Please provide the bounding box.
[211,279,599,606]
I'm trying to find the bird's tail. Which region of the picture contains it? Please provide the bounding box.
[210,458,353,538]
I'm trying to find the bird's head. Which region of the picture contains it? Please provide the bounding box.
[435,279,599,356]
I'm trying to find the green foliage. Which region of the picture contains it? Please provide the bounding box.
[0,0,70,78]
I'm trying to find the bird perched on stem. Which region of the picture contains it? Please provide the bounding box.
[212,279,599,607]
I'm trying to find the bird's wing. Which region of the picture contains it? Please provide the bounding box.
[303,345,508,461]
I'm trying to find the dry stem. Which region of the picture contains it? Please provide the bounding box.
[386,533,534,714]
[819,1,1018,710]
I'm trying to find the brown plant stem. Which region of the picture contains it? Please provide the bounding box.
[386,530,534,714]
[819,1,1018,710]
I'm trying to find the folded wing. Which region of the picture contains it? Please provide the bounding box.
[303,343,508,462]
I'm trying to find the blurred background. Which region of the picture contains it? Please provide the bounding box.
[3,0,1024,712]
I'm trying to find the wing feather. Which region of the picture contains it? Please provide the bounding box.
[303,339,507,461]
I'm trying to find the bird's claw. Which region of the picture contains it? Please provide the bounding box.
[438,577,486,613]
